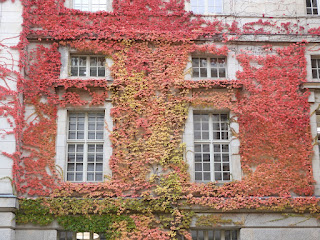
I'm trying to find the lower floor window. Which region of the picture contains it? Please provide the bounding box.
[59,231,106,240]
[191,229,238,240]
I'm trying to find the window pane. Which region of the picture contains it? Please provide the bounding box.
[90,67,97,76]
[200,68,207,78]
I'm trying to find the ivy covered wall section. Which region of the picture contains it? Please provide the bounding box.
[0,0,319,239]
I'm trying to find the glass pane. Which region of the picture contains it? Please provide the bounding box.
[214,154,221,162]
[211,68,218,78]
[79,57,86,66]
[88,144,95,152]
[311,59,317,68]
[200,58,207,67]
[222,145,229,152]
[67,163,74,171]
[215,230,221,240]
[195,145,201,152]
[195,172,202,180]
[222,154,229,162]
[203,154,210,162]
[88,131,95,139]
[76,163,83,171]
[96,173,103,181]
[68,154,75,162]
[215,163,221,171]
[200,68,207,78]
[76,173,83,181]
[98,67,105,76]
[198,230,204,240]
[88,163,94,171]
[68,144,75,152]
[71,67,78,76]
[219,68,226,78]
[96,154,103,162]
[195,154,202,162]
[96,132,103,139]
[214,144,221,152]
[223,172,230,181]
[202,131,209,139]
[208,230,214,240]
[221,114,228,121]
[71,57,78,66]
[79,67,86,76]
[96,163,103,171]
[77,144,84,152]
[96,144,103,152]
[192,58,199,67]
[69,131,76,139]
[204,172,211,180]
[194,131,201,139]
[88,154,95,162]
[203,144,209,152]
[203,163,210,171]
[90,57,97,66]
[192,68,199,78]
[90,67,97,76]
[210,58,217,66]
[67,173,74,181]
[223,163,230,171]
[195,163,202,171]
[215,172,222,180]
[87,173,94,181]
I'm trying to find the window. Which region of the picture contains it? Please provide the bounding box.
[70,56,106,77]
[73,0,109,12]
[67,112,105,182]
[190,0,223,14]
[59,231,107,240]
[190,229,238,240]
[193,113,230,182]
[306,0,319,15]
[192,57,226,79]
[312,57,320,79]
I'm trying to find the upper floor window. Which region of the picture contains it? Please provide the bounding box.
[70,56,106,77]
[192,57,226,79]
[307,0,319,15]
[73,0,109,12]
[193,113,230,182]
[312,57,320,79]
[67,112,105,182]
[190,0,223,15]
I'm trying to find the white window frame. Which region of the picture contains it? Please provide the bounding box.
[193,113,231,182]
[311,57,320,80]
[73,0,109,12]
[66,112,105,182]
[189,229,239,240]
[191,57,227,80]
[190,0,223,15]
[70,55,107,78]
[306,0,319,15]
[58,231,106,240]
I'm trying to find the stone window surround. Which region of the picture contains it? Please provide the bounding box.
[191,56,227,79]
[59,46,113,80]
[64,0,113,12]
[188,0,223,15]
[183,107,241,183]
[55,104,113,183]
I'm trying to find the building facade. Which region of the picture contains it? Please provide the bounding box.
[1,0,320,239]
